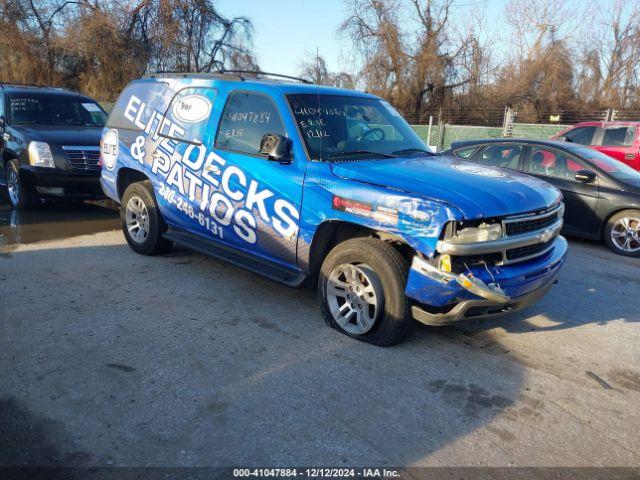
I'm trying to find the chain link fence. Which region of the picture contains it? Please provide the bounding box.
[408,106,640,151]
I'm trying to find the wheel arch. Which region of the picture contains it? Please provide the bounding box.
[117,167,150,201]
[601,206,640,239]
[305,220,416,284]
[2,148,19,166]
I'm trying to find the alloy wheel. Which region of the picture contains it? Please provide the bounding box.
[610,216,640,253]
[326,263,382,335]
[125,196,150,244]
[7,167,20,206]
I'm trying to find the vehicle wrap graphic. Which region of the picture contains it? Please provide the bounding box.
[101,77,567,310]
[101,80,301,264]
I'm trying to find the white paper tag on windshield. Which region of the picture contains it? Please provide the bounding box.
[82,103,101,112]
[380,100,401,117]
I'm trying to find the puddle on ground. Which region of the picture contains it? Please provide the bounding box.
[0,198,120,248]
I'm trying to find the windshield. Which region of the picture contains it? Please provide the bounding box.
[8,94,107,127]
[568,146,640,183]
[287,94,429,160]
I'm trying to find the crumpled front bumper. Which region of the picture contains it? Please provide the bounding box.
[406,236,568,325]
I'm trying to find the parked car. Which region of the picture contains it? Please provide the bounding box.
[444,138,640,256]
[0,84,107,209]
[101,72,567,346]
[551,121,640,171]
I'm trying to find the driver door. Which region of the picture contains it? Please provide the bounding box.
[523,146,600,236]
[211,90,305,267]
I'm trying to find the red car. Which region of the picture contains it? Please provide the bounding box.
[552,121,640,171]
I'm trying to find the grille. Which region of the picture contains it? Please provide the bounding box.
[62,147,100,172]
[506,239,554,261]
[505,211,559,236]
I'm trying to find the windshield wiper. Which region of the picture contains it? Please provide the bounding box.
[391,147,435,156]
[328,150,395,159]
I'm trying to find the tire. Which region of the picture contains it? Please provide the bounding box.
[120,180,172,255]
[317,237,411,346]
[604,209,640,257]
[5,159,40,209]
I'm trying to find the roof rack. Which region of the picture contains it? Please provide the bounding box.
[218,70,312,84]
[144,71,245,81]
[143,70,312,84]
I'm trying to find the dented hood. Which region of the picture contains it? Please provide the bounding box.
[330,155,562,220]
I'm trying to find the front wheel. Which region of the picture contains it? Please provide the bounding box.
[604,210,640,257]
[317,237,411,346]
[5,159,40,209]
[120,181,172,255]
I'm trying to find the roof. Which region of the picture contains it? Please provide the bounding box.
[449,138,574,150]
[0,84,90,98]
[143,71,379,99]
[566,121,640,127]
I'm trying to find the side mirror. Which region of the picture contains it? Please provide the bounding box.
[0,116,5,129]
[575,169,596,183]
[259,133,291,163]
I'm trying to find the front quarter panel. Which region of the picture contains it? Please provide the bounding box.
[298,161,461,270]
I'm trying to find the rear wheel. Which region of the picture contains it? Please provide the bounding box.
[120,181,172,255]
[5,159,40,209]
[318,237,411,346]
[604,210,640,257]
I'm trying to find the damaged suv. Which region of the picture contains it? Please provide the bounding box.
[101,72,567,346]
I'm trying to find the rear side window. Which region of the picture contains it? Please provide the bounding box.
[563,126,597,145]
[601,127,635,147]
[477,145,522,169]
[160,87,217,144]
[106,81,169,131]
[216,92,286,155]
[453,146,477,158]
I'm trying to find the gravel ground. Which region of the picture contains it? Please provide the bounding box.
[0,201,639,468]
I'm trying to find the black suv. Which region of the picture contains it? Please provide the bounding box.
[0,84,107,208]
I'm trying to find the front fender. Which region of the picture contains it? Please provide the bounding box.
[297,162,461,270]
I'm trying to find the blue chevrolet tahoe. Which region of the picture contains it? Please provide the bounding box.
[100,72,568,346]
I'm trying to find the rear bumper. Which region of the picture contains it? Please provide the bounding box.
[20,167,104,199]
[406,236,567,324]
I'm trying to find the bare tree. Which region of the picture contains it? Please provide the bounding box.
[0,0,257,100]
[340,0,487,120]
[127,0,254,73]
[577,0,640,108]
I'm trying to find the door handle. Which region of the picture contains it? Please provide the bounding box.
[625,153,635,160]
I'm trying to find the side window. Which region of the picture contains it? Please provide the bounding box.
[106,81,169,131]
[161,87,217,143]
[453,146,478,158]
[477,145,522,169]
[601,127,635,147]
[216,92,286,155]
[525,147,588,181]
[0,93,4,119]
[563,126,597,145]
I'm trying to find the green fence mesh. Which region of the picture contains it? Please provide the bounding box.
[510,123,569,139]
[411,123,572,150]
